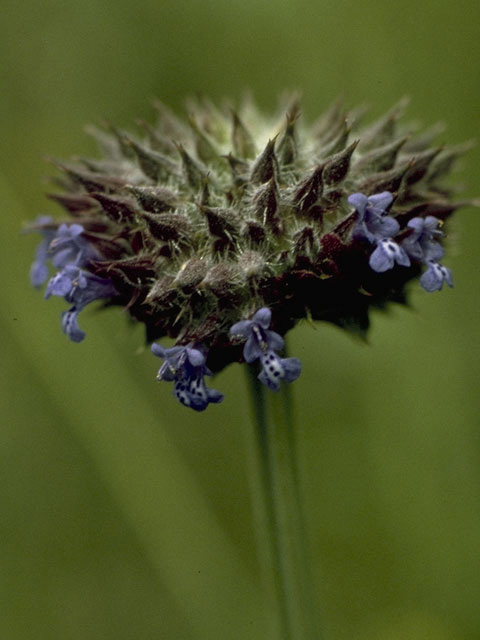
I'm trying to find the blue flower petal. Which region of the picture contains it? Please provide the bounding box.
[30,258,50,288]
[403,216,445,263]
[370,240,410,272]
[207,388,224,404]
[186,347,206,367]
[444,267,454,287]
[29,225,55,287]
[420,262,453,292]
[420,264,442,292]
[151,343,167,358]
[348,193,368,214]
[367,191,393,213]
[252,307,272,329]
[407,217,425,233]
[61,309,86,342]
[379,216,400,238]
[369,244,393,272]
[402,237,424,260]
[51,247,77,269]
[266,330,284,352]
[350,191,398,244]
[229,307,301,393]
[394,245,411,267]
[154,343,224,411]
[230,320,253,337]
[426,243,445,262]
[282,357,302,383]
[258,350,302,392]
[243,334,263,363]
[258,369,280,392]
[45,270,75,298]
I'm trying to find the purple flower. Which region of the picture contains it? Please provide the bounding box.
[257,349,302,392]
[49,223,96,269]
[45,265,116,307]
[29,216,56,287]
[151,344,224,411]
[29,221,98,287]
[348,191,399,243]
[420,261,453,292]
[45,265,87,299]
[45,265,117,342]
[230,308,301,391]
[402,216,444,262]
[369,238,411,272]
[151,344,205,381]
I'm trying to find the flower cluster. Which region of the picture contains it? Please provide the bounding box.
[230,308,301,392]
[29,219,117,341]
[151,344,224,411]
[27,97,472,410]
[349,192,453,291]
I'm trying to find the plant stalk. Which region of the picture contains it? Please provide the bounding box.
[245,366,320,640]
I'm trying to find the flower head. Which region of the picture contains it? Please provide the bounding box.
[230,308,284,363]
[151,344,224,411]
[402,216,445,262]
[420,261,454,292]
[27,96,473,409]
[230,308,301,391]
[348,192,399,242]
[369,238,411,273]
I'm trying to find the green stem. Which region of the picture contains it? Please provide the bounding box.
[245,366,321,640]
[245,368,290,639]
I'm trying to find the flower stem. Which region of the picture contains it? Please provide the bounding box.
[245,366,321,640]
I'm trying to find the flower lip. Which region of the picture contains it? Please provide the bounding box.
[369,238,411,272]
[258,350,302,392]
[61,309,86,342]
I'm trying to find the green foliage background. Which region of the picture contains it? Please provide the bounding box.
[1,1,479,638]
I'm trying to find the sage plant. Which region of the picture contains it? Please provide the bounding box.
[27,96,473,638]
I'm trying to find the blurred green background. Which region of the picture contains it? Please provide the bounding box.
[1,1,479,638]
